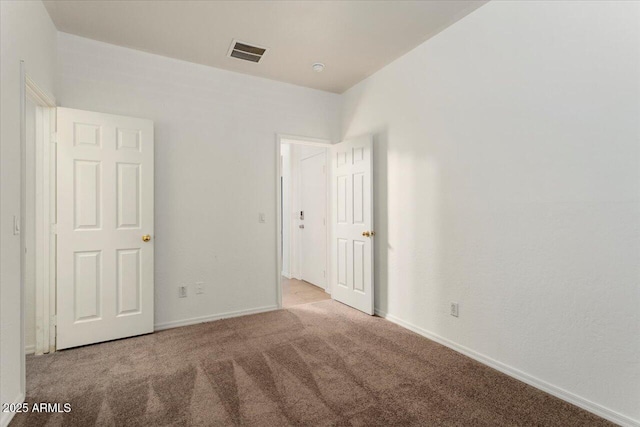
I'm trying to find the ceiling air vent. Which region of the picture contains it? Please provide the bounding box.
[227,40,268,63]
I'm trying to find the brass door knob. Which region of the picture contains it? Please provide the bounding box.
[362,231,371,237]
[142,234,151,242]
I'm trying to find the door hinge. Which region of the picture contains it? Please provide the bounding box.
[51,315,57,326]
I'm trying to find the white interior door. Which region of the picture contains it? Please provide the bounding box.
[330,135,374,314]
[300,152,326,288]
[56,107,154,349]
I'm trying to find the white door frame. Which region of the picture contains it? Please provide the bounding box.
[20,64,57,395]
[275,134,332,309]
[23,71,57,357]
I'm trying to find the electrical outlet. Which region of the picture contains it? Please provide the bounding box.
[258,212,266,223]
[450,302,459,317]
[195,282,204,294]
[179,285,188,298]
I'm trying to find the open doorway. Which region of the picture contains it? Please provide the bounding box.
[277,135,331,308]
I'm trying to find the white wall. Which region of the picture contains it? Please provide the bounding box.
[341,1,640,424]
[0,1,57,425]
[56,33,340,328]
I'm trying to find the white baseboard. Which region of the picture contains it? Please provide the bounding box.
[1,392,25,427]
[25,344,35,355]
[281,271,291,279]
[374,308,638,427]
[154,305,279,331]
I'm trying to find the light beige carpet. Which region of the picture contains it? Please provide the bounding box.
[12,300,611,426]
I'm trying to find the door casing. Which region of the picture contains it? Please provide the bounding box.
[22,70,57,360]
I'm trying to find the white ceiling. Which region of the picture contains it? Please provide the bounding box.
[44,0,486,93]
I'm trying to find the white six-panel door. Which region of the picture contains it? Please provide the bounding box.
[331,136,374,315]
[56,108,154,349]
